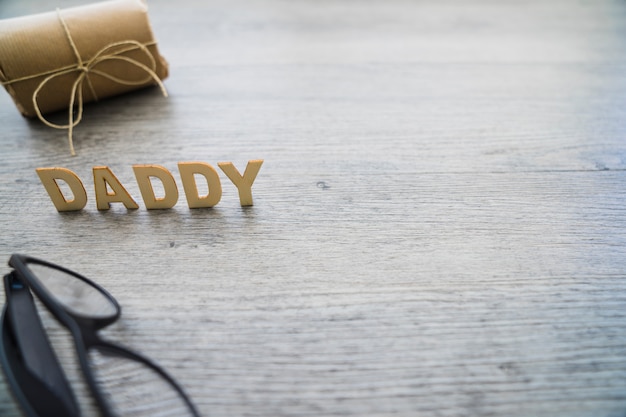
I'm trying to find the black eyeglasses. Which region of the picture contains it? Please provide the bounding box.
[0,254,201,417]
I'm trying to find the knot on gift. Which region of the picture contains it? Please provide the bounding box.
[3,9,168,155]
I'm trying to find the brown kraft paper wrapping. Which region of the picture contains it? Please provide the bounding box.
[0,0,168,153]
[0,0,168,117]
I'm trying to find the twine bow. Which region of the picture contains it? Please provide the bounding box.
[6,9,168,155]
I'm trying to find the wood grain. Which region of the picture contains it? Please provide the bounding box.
[1,0,626,416]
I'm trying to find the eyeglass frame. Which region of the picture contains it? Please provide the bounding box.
[0,254,201,417]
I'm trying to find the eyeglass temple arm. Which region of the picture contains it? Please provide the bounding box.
[93,341,202,417]
[5,273,80,417]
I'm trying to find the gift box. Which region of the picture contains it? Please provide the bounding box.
[0,0,168,153]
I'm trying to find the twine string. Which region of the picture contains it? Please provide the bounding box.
[5,9,168,155]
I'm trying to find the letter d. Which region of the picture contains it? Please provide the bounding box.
[36,167,87,212]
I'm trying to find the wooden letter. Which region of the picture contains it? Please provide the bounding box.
[93,166,139,210]
[132,165,179,209]
[178,162,222,208]
[36,167,87,212]
[218,160,263,206]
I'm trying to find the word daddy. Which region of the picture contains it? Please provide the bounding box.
[36,160,263,212]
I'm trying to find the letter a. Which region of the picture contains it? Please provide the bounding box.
[36,167,87,212]
[93,166,139,210]
[178,162,222,208]
[218,160,263,206]
[133,165,179,209]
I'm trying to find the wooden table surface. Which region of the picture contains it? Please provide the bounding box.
[1,0,626,416]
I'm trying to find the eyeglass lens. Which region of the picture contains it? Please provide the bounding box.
[26,263,117,318]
